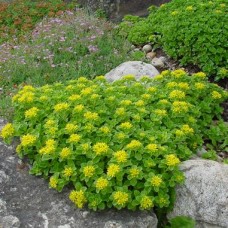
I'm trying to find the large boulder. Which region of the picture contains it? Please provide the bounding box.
[168,159,228,228]
[105,61,159,82]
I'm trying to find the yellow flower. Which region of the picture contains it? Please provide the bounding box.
[165,154,180,166]
[78,77,89,83]
[120,100,132,106]
[140,196,154,210]
[69,190,87,208]
[186,6,193,11]
[182,124,194,134]
[54,103,69,112]
[95,75,105,81]
[99,126,110,134]
[39,139,56,155]
[60,147,72,159]
[195,82,205,90]
[172,101,189,113]
[16,144,22,154]
[161,70,169,76]
[175,129,185,137]
[154,74,164,80]
[107,164,120,177]
[116,132,126,140]
[114,150,128,163]
[171,69,186,78]
[123,74,135,80]
[115,108,126,116]
[21,134,37,147]
[146,144,158,152]
[159,99,169,105]
[126,140,142,150]
[84,124,95,131]
[65,123,78,133]
[113,191,129,206]
[141,94,151,100]
[66,85,74,91]
[63,167,73,177]
[147,87,157,93]
[81,87,93,95]
[22,85,35,92]
[154,109,167,116]
[95,177,108,190]
[107,96,115,102]
[25,107,39,119]
[151,176,162,187]
[83,165,95,178]
[135,100,145,107]
[84,111,99,120]
[0,123,14,139]
[129,167,140,178]
[133,114,141,121]
[68,134,81,143]
[166,82,177,88]
[212,91,222,99]
[171,11,178,16]
[193,72,206,79]
[81,143,90,151]
[93,142,109,155]
[45,119,55,127]
[73,104,84,112]
[169,90,185,99]
[49,176,58,189]
[91,94,99,100]
[68,94,81,101]
[18,92,34,103]
[120,122,133,130]
[178,82,189,90]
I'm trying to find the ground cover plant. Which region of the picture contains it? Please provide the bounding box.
[0,7,139,119]
[119,0,228,79]
[1,70,227,211]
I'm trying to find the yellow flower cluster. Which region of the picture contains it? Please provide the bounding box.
[113,191,129,206]
[146,143,158,153]
[49,176,58,189]
[21,134,37,147]
[25,107,39,119]
[17,92,35,103]
[172,101,189,113]
[68,134,81,143]
[166,82,177,88]
[141,94,151,100]
[211,91,222,99]
[171,11,178,16]
[99,126,110,134]
[73,104,84,112]
[159,99,169,105]
[147,87,157,93]
[151,176,162,187]
[81,87,93,95]
[69,190,87,208]
[0,123,14,139]
[91,94,99,100]
[68,94,81,101]
[93,142,109,155]
[44,119,57,135]
[114,150,128,163]
[65,123,78,133]
[107,164,120,177]
[126,140,142,150]
[81,143,90,151]
[140,196,154,210]
[115,108,125,116]
[129,167,140,178]
[116,132,126,140]
[122,74,135,80]
[39,139,56,155]
[186,6,193,11]
[165,154,180,166]
[182,124,194,134]
[107,96,115,102]
[63,167,73,177]
[135,100,145,107]
[171,69,186,78]
[177,82,189,90]
[120,122,133,130]
[83,165,95,178]
[120,100,132,106]
[60,147,72,159]
[54,103,69,112]
[169,90,186,99]
[154,109,167,116]
[84,111,99,120]
[193,72,206,79]
[95,177,108,190]
[195,82,205,90]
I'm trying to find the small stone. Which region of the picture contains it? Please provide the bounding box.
[133,48,141,52]
[1,215,21,228]
[0,199,7,214]
[151,57,165,68]
[82,211,89,218]
[58,225,71,228]
[130,44,136,50]
[104,221,123,228]
[0,170,9,184]
[142,44,152,53]
[146,52,156,60]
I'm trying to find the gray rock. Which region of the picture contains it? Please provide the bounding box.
[151,57,165,68]
[168,159,228,228]
[0,170,9,184]
[142,44,152,53]
[0,199,7,214]
[104,221,123,228]
[146,52,156,60]
[105,61,159,82]
[0,215,20,228]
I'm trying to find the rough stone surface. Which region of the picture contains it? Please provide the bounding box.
[168,159,228,228]
[146,52,156,60]
[0,119,158,228]
[151,57,166,68]
[105,61,159,82]
[142,44,152,53]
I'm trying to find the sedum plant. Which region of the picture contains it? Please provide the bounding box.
[1,70,227,211]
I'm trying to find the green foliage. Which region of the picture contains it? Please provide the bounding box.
[1,70,227,211]
[120,0,228,76]
[0,0,77,44]
[166,216,195,228]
